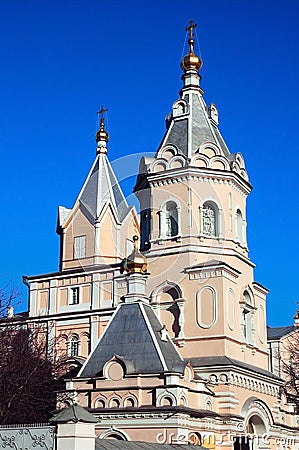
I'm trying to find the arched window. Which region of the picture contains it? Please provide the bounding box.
[159,201,179,238]
[140,209,151,250]
[236,209,243,243]
[201,202,218,237]
[69,335,79,357]
[205,400,213,411]
[165,201,178,237]
[241,291,253,345]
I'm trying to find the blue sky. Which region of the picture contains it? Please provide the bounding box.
[0,0,298,326]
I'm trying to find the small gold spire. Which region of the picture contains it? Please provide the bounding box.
[122,235,148,275]
[181,20,202,72]
[96,106,109,151]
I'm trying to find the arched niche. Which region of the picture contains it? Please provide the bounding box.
[200,200,220,237]
[197,286,217,329]
[159,200,180,239]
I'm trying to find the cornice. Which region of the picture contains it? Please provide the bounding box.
[146,167,252,196]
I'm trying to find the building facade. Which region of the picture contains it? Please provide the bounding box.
[23,23,299,449]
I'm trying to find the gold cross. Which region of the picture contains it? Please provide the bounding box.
[185,20,198,40]
[97,105,108,119]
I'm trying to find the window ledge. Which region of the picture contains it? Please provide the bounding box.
[155,235,182,244]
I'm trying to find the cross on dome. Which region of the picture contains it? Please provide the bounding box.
[185,20,198,41]
[181,20,202,72]
[95,105,109,151]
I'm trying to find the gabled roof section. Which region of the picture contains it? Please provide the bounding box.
[57,153,129,229]
[79,302,185,378]
[267,325,297,340]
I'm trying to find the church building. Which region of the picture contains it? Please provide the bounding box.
[23,22,299,449]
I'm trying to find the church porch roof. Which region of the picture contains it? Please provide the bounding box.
[79,301,186,378]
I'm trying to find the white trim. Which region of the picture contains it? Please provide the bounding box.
[156,391,177,407]
[99,428,130,441]
[139,303,167,371]
[196,286,217,329]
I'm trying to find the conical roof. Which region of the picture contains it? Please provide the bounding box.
[58,152,130,229]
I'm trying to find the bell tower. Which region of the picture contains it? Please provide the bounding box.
[134,22,269,369]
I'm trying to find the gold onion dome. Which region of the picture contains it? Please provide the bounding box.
[96,117,109,143]
[181,20,202,72]
[294,310,299,320]
[96,106,109,144]
[123,236,148,274]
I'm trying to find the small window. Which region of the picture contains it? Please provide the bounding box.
[70,335,79,357]
[141,209,151,250]
[242,290,253,344]
[242,308,253,344]
[236,209,243,243]
[74,236,86,259]
[70,287,79,305]
[166,202,178,237]
[159,201,179,238]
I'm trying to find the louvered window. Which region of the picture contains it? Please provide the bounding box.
[74,236,86,258]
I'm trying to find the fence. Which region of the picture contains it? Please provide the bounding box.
[0,423,55,449]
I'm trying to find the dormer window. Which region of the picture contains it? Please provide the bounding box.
[172,99,188,117]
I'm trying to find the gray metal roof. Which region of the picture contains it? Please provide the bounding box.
[159,92,230,158]
[50,404,98,423]
[79,154,129,222]
[187,356,281,381]
[79,302,185,378]
[96,440,208,450]
[58,153,130,229]
[267,326,297,340]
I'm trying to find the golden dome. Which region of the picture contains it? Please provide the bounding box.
[96,117,109,144]
[181,20,202,73]
[294,310,299,320]
[123,236,148,274]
